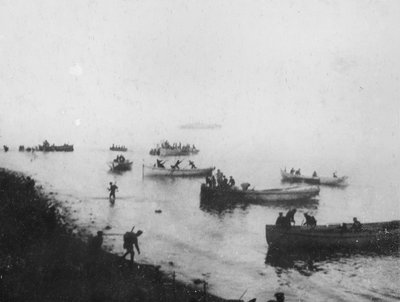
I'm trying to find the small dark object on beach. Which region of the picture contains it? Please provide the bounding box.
[105,225,112,230]
[168,261,174,266]
[155,209,162,213]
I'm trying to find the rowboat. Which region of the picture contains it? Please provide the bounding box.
[280,170,348,186]
[143,165,214,177]
[108,160,133,171]
[110,146,127,152]
[200,184,320,204]
[265,220,400,251]
[159,147,199,156]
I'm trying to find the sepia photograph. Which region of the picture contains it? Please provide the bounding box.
[0,1,399,301]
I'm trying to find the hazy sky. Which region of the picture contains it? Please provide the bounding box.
[0,0,399,156]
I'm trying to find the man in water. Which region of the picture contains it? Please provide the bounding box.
[122,229,143,265]
[108,182,118,202]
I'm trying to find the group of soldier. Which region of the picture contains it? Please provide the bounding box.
[205,169,235,189]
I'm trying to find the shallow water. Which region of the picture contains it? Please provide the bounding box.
[1,130,399,301]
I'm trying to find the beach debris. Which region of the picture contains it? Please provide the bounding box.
[155,209,162,214]
[105,225,112,230]
[168,261,174,266]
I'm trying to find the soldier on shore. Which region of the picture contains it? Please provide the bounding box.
[121,228,143,265]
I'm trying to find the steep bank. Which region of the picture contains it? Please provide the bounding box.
[0,168,235,302]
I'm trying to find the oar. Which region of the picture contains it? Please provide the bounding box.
[238,288,248,300]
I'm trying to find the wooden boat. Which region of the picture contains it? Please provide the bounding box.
[110,146,127,152]
[38,141,74,152]
[280,170,348,186]
[265,220,400,251]
[200,184,320,204]
[108,160,133,171]
[143,165,214,177]
[159,147,199,157]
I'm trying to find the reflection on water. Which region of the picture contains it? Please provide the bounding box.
[199,196,319,216]
[266,247,400,277]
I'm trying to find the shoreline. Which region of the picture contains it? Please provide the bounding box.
[0,167,239,302]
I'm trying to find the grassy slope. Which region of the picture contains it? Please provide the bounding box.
[0,169,235,302]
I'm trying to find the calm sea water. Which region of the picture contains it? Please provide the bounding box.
[1,129,399,302]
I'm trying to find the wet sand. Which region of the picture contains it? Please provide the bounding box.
[0,168,236,302]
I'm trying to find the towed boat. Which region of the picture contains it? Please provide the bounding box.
[159,147,199,157]
[200,184,320,204]
[281,170,348,186]
[143,165,214,177]
[108,160,133,171]
[38,140,74,152]
[110,146,127,152]
[265,220,400,251]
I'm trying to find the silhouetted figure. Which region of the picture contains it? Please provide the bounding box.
[240,182,251,191]
[275,212,286,227]
[286,209,297,226]
[211,175,216,188]
[333,171,337,178]
[189,160,197,169]
[205,176,212,187]
[290,168,295,174]
[171,160,182,170]
[108,182,118,202]
[89,231,103,254]
[339,223,348,233]
[156,159,165,168]
[312,171,318,177]
[303,213,317,227]
[295,169,301,176]
[122,230,143,264]
[274,292,285,302]
[228,176,235,188]
[352,217,362,232]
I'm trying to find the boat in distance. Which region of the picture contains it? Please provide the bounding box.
[143,165,214,177]
[265,220,400,251]
[280,169,348,186]
[158,147,199,157]
[200,184,320,204]
[109,146,127,152]
[108,160,133,171]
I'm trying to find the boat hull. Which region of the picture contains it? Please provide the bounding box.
[200,184,320,204]
[281,170,347,186]
[144,166,214,177]
[265,221,400,251]
[109,161,133,171]
[158,148,199,157]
